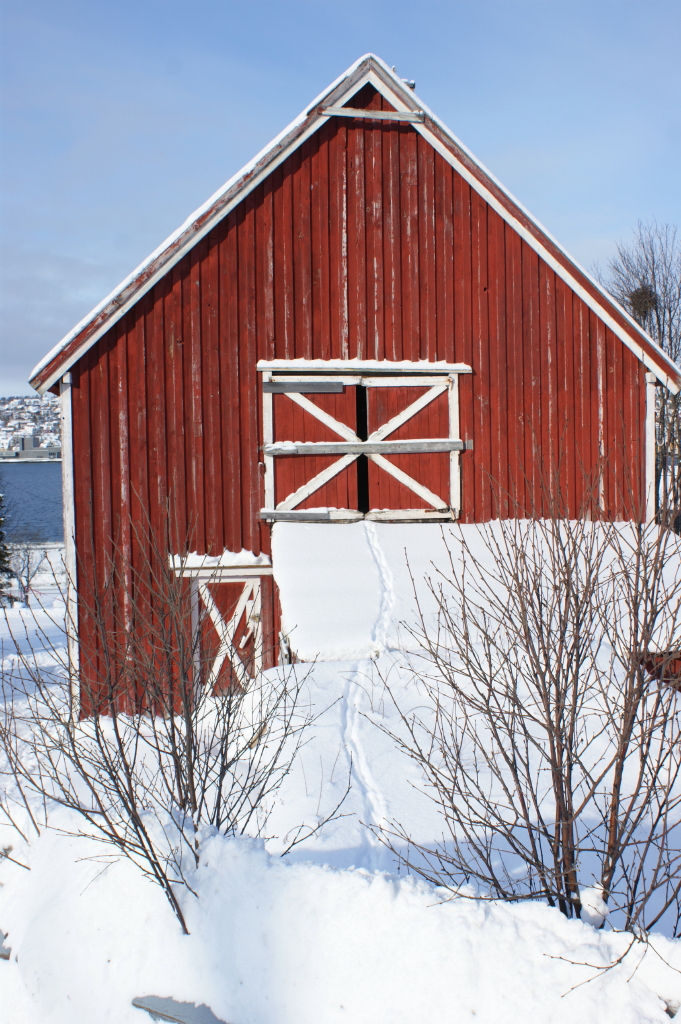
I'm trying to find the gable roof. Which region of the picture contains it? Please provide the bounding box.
[29,53,681,395]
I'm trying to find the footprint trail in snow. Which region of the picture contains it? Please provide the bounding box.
[341,522,394,868]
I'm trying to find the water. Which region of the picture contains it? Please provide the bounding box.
[0,462,63,541]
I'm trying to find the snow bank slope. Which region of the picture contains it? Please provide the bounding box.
[272,521,452,660]
[273,519,681,661]
[1,823,680,1024]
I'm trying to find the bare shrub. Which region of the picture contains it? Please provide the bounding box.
[7,531,49,605]
[597,221,681,517]
[0,525,336,934]
[373,513,681,935]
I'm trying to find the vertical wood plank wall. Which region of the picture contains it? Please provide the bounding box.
[70,84,646,673]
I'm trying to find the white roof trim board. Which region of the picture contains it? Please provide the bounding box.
[29,53,681,395]
[257,359,472,373]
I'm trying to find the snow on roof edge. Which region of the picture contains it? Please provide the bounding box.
[28,54,376,392]
[29,53,681,395]
[395,72,680,391]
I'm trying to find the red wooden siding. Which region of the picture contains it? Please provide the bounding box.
[271,389,359,510]
[367,386,451,512]
[199,580,258,690]
[69,83,646,676]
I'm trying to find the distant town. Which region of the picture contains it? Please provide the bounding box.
[0,393,61,459]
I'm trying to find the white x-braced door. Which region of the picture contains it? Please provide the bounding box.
[258,361,472,522]
[194,576,262,691]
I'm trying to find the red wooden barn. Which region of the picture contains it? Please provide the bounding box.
[29,54,681,687]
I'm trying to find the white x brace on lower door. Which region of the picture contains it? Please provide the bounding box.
[258,362,473,522]
[170,558,272,692]
[195,578,261,692]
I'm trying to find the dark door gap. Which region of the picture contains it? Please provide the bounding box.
[355,385,370,514]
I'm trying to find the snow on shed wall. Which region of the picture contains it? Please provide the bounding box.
[68,85,646,625]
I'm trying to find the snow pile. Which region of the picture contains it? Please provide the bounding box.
[272,520,681,661]
[1,600,67,681]
[1,818,681,1024]
[272,521,452,660]
[2,521,681,1022]
[170,549,271,570]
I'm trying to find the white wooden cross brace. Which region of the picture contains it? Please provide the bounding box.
[274,385,450,510]
[197,579,261,693]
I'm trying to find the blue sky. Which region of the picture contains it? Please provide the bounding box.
[1,0,680,395]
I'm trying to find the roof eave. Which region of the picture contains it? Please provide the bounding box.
[29,53,681,396]
[29,54,384,393]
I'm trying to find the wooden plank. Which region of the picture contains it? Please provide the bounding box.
[504,221,523,516]
[538,259,554,515]
[220,211,242,551]
[238,194,259,552]
[263,381,345,393]
[486,206,508,517]
[418,134,436,360]
[369,453,446,508]
[253,175,274,578]
[313,122,331,360]
[259,363,472,375]
[449,374,461,514]
[284,392,359,441]
[593,307,607,514]
[366,508,454,521]
[260,509,332,521]
[365,117,383,360]
[279,158,295,359]
[293,140,312,358]
[435,154,454,362]
[369,384,447,441]
[321,106,425,122]
[453,172,474,519]
[59,372,80,704]
[471,188,490,519]
[521,239,540,514]
[185,243,205,552]
[383,117,402,359]
[573,293,590,514]
[201,233,223,555]
[165,262,187,550]
[276,453,357,510]
[146,277,170,548]
[347,113,367,359]
[90,324,113,591]
[261,371,274,511]
[328,118,349,359]
[256,175,275,363]
[400,124,420,357]
[70,350,98,709]
[265,439,468,455]
[363,375,455,386]
[562,275,577,513]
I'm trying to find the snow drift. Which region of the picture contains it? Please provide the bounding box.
[2,521,681,1022]
[1,820,681,1024]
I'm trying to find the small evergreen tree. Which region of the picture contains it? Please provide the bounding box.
[0,485,13,599]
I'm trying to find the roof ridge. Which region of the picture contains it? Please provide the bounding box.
[29,53,681,394]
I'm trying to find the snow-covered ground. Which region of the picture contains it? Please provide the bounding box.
[1,524,681,1022]
[3,820,681,1024]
